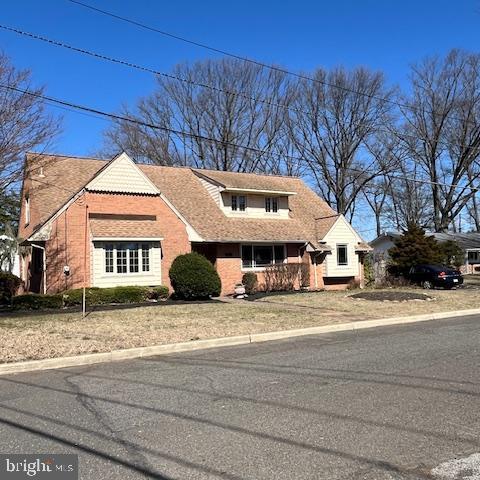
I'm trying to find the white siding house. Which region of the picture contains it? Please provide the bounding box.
[322,216,363,277]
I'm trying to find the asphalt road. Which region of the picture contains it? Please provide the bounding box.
[0,316,479,480]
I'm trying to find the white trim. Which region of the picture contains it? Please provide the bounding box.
[336,243,349,266]
[24,196,30,226]
[223,187,297,196]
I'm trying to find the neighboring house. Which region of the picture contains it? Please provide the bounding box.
[0,234,20,277]
[370,231,480,274]
[18,152,370,296]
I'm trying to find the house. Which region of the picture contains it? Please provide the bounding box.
[370,231,480,274]
[18,152,370,296]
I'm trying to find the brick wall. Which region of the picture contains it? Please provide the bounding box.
[215,243,242,296]
[42,192,190,293]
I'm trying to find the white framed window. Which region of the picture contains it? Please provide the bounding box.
[142,244,150,272]
[105,244,114,273]
[231,194,246,212]
[24,195,30,225]
[241,244,286,269]
[104,243,152,274]
[265,197,278,213]
[337,244,348,266]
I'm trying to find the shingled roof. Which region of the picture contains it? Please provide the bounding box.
[23,153,342,249]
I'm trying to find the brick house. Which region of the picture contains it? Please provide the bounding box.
[18,152,370,295]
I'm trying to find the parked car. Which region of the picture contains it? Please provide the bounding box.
[407,264,463,289]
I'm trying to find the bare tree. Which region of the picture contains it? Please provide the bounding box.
[0,52,60,190]
[104,58,291,173]
[383,161,433,230]
[398,50,480,232]
[286,67,396,217]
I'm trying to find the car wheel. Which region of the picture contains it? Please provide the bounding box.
[422,280,433,289]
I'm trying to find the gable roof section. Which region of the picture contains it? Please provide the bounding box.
[24,153,352,248]
[24,153,107,232]
[86,152,160,195]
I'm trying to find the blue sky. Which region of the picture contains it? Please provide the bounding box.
[1,0,479,236]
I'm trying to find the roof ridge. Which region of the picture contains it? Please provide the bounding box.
[191,167,301,180]
[26,151,108,161]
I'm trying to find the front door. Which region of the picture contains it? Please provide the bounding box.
[29,247,44,293]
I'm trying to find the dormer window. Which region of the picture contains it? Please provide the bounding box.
[265,197,278,213]
[24,195,30,226]
[231,195,246,212]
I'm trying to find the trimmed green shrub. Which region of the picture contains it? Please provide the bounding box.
[62,285,169,307]
[0,271,22,305]
[242,272,258,294]
[62,285,170,307]
[169,252,221,299]
[12,293,63,310]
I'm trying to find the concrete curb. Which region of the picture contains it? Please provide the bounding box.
[1,307,479,376]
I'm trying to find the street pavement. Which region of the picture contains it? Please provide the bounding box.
[0,315,479,479]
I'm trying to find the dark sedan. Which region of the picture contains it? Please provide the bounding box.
[407,264,464,289]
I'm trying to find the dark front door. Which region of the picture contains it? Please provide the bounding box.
[29,247,44,293]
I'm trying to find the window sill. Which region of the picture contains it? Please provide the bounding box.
[241,264,287,272]
[99,272,156,278]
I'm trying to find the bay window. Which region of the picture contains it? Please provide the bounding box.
[241,244,286,268]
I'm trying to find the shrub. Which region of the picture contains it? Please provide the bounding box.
[299,262,310,288]
[363,253,375,286]
[62,285,169,307]
[374,275,412,289]
[346,278,361,290]
[12,293,63,310]
[264,264,302,292]
[440,240,464,268]
[146,285,170,301]
[0,271,22,305]
[242,272,258,294]
[389,223,444,275]
[169,252,221,299]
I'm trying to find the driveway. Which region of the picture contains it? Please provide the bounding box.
[0,315,479,479]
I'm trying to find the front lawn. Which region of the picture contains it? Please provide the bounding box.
[0,301,356,363]
[0,287,478,364]
[255,287,480,318]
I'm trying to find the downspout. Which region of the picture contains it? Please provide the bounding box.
[31,243,46,295]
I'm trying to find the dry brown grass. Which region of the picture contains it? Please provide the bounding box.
[256,287,480,318]
[0,286,477,363]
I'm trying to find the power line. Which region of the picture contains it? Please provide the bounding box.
[66,0,478,125]
[0,24,308,117]
[1,82,479,194]
[3,22,480,153]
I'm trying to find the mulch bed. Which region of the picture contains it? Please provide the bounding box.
[349,291,433,302]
